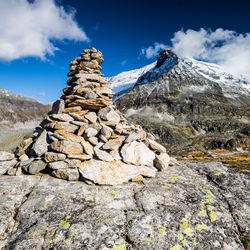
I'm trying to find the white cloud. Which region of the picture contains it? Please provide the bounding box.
[121,59,127,65]
[171,28,250,81]
[0,0,88,61]
[140,28,250,81]
[140,42,168,59]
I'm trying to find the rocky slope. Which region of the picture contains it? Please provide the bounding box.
[0,161,249,249]
[0,88,50,129]
[107,50,250,154]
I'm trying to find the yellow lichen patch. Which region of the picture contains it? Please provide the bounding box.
[113,240,126,250]
[193,238,198,246]
[110,190,118,199]
[178,234,184,241]
[162,185,169,189]
[195,224,210,231]
[47,228,57,238]
[214,172,221,176]
[204,190,214,203]
[170,244,182,250]
[66,215,71,220]
[199,209,207,217]
[181,221,194,237]
[59,220,70,229]
[158,227,166,236]
[207,205,218,222]
[146,237,152,245]
[168,176,179,183]
[85,196,94,201]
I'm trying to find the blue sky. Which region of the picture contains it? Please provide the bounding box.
[0,0,250,103]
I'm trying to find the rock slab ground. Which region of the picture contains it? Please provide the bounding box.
[0,161,249,249]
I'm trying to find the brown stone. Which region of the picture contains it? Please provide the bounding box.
[63,106,82,113]
[67,98,111,110]
[81,140,94,156]
[77,124,88,136]
[54,122,78,133]
[67,154,92,160]
[50,140,83,155]
[102,136,125,151]
[54,130,83,143]
[131,175,143,182]
[85,112,97,123]
[45,152,66,163]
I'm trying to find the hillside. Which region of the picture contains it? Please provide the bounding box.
[0,88,50,129]
[108,50,250,154]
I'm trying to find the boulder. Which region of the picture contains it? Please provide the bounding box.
[79,159,156,185]
[120,141,155,166]
[51,114,74,122]
[81,140,94,156]
[67,98,111,109]
[0,151,14,161]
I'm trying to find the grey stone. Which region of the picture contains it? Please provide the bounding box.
[32,130,48,157]
[44,152,66,163]
[0,160,17,175]
[148,139,166,153]
[79,159,156,185]
[98,107,120,123]
[52,168,79,181]
[94,143,114,162]
[0,151,14,161]
[0,161,248,249]
[100,124,113,139]
[51,99,65,114]
[85,128,98,137]
[120,141,155,166]
[125,131,146,143]
[154,153,170,171]
[85,112,97,123]
[51,114,74,122]
[22,160,46,175]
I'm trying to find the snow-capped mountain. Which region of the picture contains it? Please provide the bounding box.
[107,50,250,153]
[107,49,250,100]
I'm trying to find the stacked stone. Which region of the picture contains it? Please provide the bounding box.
[3,48,171,185]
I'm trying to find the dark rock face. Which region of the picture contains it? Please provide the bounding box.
[0,161,248,249]
[114,51,250,154]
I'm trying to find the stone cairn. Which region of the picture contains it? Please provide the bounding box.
[1,48,171,185]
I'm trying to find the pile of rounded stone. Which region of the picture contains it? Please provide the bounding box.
[1,48,171,185]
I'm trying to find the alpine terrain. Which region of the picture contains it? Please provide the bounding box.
[107,50,250,154]
[0,88,50,129]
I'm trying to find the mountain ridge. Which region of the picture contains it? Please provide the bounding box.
[107,50,250,153]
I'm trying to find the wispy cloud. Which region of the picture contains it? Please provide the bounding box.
[121,59,127,65]
[92,23,100,31]
[0,0,89,62]
[39,91,46,96]
[140,28,250,81]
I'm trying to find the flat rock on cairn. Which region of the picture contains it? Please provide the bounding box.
[1,48,171,185]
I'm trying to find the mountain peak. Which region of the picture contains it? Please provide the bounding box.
[156,49,178,68]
